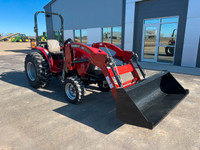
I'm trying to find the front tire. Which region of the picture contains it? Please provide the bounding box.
[98,80,110,92]
[25,52,51,88]
[64,76,85,104]
[165,47,174,56]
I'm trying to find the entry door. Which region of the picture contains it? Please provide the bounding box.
[142,24,160,62]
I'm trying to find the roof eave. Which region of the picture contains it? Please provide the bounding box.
[43,0,56,9]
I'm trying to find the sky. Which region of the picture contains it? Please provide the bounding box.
[0,0,51,36]
[0,1,178,37]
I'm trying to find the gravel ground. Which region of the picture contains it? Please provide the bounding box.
[0,42,199,150]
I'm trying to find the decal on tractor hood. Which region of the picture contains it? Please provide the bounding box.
[71,44,91,54]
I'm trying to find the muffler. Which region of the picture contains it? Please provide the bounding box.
[116,71,189,129]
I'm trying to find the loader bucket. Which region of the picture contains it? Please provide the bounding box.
[116,71,189,129]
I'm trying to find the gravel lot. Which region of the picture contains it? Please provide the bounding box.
[0,42,199,150]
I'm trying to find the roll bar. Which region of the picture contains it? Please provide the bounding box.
[34,11,64,46]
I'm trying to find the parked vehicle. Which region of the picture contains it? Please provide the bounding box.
[165,29,176,56]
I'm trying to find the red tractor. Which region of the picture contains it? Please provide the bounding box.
[25,11,188,129]
[165,29,176,56]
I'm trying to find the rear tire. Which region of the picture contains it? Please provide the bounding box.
[25,52,51,88]
[64,76,85,104]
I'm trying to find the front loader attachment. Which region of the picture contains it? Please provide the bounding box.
[89,42,189,129]
[116,71,189,129]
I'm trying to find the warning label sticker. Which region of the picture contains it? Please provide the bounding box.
[106,76,113,89]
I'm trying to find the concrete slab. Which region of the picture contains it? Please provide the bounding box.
[139,61,200,76]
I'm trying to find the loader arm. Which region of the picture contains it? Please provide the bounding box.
[92,42,135,62]
[65,42,141,100]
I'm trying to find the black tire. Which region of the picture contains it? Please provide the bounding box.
[64,76,85,104]
[98,81,110,92]
[25,52,51,88]
[165,47,174,56]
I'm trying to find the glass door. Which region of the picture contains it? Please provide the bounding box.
[158,17,178,63]
[142,24,160,62]
[141,17,179,64]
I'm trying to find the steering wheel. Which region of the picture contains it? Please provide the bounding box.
[64,38,74,46]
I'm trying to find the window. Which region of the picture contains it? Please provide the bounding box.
[112,27,122,44]
[81,29,87,43]
[74,30,81,43]
[161,17,179,23]
[74,29,87,43]
[103,27,111,43]
[102,26,122,45]
[144,19,160,24]
[54,31,62,43]
[159,23,177,46]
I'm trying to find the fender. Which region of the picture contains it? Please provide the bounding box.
[34,47,54,71]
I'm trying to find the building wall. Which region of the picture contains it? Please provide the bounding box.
[181,0,200,68]
[133,0,189,65]
[44,3,54,39]
[64,30,74,40]
[87,28,102,44]
[45,0,200,68]
[196,38,200,68]
[124,0,136,51]
[51,0,123,31]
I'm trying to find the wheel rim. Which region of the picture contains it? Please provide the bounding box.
[101,83,109,88]
[27,62,36,81]
[169,48,174,54]
[101,81,109,88]
[65,83,76,100]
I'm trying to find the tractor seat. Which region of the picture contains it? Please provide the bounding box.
[47,39,61,54]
